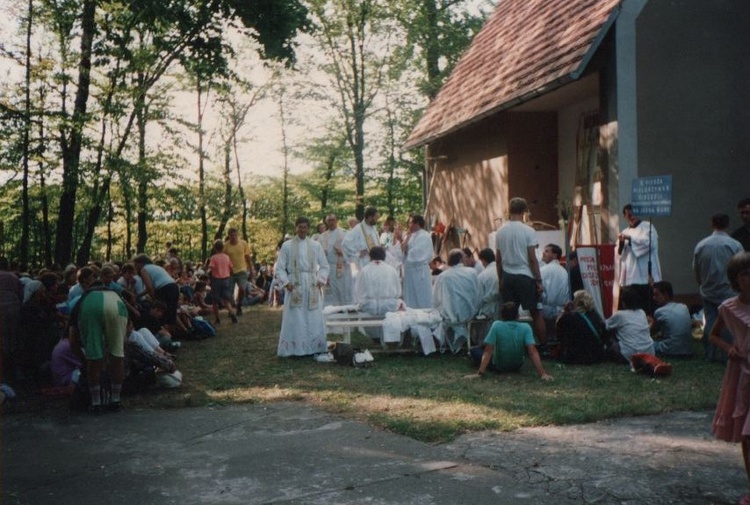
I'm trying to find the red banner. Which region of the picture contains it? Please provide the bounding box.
[576,244,616,318]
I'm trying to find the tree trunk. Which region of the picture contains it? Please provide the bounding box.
[54,0,96,266]
[21,0,33,266]
[106,200,114,261]
[136,79,148,254]
[196,78,208,261]
[279,91,290,238]
[215,143,233,240]
[231,113,249,242]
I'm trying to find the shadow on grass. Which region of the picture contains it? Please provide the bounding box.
[22,306,723,444]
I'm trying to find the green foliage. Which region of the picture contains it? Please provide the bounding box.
[0,0,493,267]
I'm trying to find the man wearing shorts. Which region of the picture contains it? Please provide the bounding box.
[495,197,547,345]
[70,286,129,414]
[224,228,253,316]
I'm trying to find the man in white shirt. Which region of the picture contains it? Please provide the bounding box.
[342,206,381,273]
[433,249,479,353]
[618,204,662,314]
[540,243,570,320]
[320,214,352,306]
[496,197,546,345]
[397,214,433,309]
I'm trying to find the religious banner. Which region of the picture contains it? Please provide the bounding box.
[575,244,616,318]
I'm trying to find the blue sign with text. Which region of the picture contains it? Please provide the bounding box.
[631,175,672,217]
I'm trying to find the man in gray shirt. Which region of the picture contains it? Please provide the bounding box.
[693,213,743,361]
[650,281,694,358]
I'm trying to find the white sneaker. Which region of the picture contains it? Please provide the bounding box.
[314,352,335,363]
[353,350,374,365]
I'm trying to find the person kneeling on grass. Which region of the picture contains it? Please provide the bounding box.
[468,301,553,381]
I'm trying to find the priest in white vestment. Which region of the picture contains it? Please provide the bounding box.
[320,214,352,306]
[432,249,479,352]
[395,214,433,309]
[356,246,403,341]
[476,248,500,319]
[276,217,330,357]
[342,206,381,273]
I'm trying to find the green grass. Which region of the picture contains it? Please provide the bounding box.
[127,305,725,443]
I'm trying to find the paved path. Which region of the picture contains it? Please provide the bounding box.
[2,404,745,504]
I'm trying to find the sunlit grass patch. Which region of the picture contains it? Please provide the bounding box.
[129,305,724,443]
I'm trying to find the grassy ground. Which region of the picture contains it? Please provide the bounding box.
[125,305,723,443]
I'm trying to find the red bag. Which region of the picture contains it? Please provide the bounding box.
[630,353,672,377]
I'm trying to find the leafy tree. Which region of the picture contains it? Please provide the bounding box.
[307,0,402,221]
[397,0,489,100]
[45,0,310,265]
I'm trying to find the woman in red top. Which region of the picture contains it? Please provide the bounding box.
[207,240,237,324]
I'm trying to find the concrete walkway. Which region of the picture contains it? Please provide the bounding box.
[2,404,745,504]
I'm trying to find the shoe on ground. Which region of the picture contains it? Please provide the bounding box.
[107,401,123,413]
[314,352,335,363]
[236,306,242,316]
[88,404,104,416]
[230,313,238,324]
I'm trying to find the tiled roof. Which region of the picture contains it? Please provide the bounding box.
[404,0,621,150]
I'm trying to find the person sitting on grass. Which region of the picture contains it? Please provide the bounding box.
[556,290,609,365]
[469,301,553,381]
[191,281,213,316]
[606,286,655,363]
[649,280,695,358]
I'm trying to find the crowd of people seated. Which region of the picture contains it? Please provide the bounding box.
[0,242,275,413]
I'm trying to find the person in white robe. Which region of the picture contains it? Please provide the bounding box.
[394,214,433,309]
[342,206,381,273]
[356,246,403,341]
[476,248,500,319]
[433,249,479,353]
[276,217,330,357]
[320,214,352,306]
[540,243,570,320]
[618,204,662,314]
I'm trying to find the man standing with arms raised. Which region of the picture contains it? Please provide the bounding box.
[224,228,253,317]
[495,197,547,346]
[342,206,381,275]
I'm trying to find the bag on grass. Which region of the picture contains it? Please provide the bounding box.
[332,342,356,366]
[331,343,374,367]
[630,353,672,377]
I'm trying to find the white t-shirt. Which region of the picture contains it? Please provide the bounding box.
[495,221,538,278]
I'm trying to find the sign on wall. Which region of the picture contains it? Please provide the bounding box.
[631,175,673,217]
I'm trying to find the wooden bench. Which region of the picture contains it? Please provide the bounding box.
[324,311,386,344]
